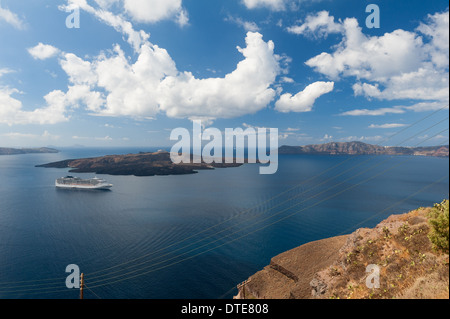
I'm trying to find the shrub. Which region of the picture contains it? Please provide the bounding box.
[428,199,449,254]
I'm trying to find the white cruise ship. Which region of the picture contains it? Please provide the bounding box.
[55,176,113,190]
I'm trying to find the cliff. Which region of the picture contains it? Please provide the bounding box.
[279,142,449,157]
[36,151,243,177]
[0,147,59,155]
[235,202,449,299]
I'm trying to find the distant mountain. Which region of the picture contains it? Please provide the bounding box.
[0,147,59,156]
[279,141,449,157]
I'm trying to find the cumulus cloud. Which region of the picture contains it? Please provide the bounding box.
[287,10,343,38]
[417,10,449,69]
[50,28,280,121]
[90,0,188,26]
[3,1,285,125]
[158,32,280,120]
[300,10,449,112]
[0,86,69,125]
[124,0,187,25]
[28,43,60,60]
[275,81,334,113]
[242,0,286,11]
[305,18,425,81]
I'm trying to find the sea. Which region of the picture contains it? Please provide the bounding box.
[0,147,448,299]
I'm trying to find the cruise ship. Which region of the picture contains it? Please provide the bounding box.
[55,176,113,190]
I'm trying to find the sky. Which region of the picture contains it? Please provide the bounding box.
[0,0,448,148]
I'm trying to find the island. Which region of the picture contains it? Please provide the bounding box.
[0,147,59,155]
[278,141,449,157]
[36,151,243,177]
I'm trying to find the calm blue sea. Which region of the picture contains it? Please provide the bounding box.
[0,147,448,299]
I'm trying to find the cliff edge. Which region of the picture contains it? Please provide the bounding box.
[235,202,449,299]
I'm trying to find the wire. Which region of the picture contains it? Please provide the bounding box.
[0,107,447,295]
[80,125,449,283]
[81,129,449,289]
[81,115,449,281]
[218,169,449,300]
[83,283,102,299]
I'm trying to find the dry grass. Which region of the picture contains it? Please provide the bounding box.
[316,207,449,299]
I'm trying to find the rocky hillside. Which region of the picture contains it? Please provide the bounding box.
[279,142,449,157]
[235,202,449,299]
[36,151,243,176]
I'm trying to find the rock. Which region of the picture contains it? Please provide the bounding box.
[310,277,327,297]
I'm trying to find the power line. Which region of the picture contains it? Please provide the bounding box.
[0,108,447,296]
[82,115,449,282]
[82,129,449,289]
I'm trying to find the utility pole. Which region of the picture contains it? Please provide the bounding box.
[80,273,84,300]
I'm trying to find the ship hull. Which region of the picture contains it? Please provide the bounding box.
[55,182,113,190]
[55,176,113,190]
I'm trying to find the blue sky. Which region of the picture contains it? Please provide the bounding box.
[0,0,448,148]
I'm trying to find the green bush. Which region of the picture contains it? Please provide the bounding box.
[428,199,449,254]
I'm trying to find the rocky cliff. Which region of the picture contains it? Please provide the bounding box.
[235,204,449,299]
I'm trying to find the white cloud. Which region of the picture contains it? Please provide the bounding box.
[339,135,384,143]
[0,86,69,125]
[352,65,449,102]
[280,76,294,83]
[418,134,449,141]
[287,11,343,38]
[53,30,280,121]
[90,0,188,26]
[225,15,260,32]
[275,81,334,113]
[0,68,13,78]
[61,0,151,52]
[340,101,448,117]
[159,32,280,120]
[417,10,449,69]
[0,2,25,29]
[2,130,60,141]
[368,123,408,129]
[6,3,279,125]
[242,0,286,11]
[340,106,405,117]
[320,133,333,141]
[28,43,60,60]
[305,18,425,81]
[60,53,97,85]
[404,101,449,112]
[123,0,187,25]
[72,135,114,141]
[302,10,449,112]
